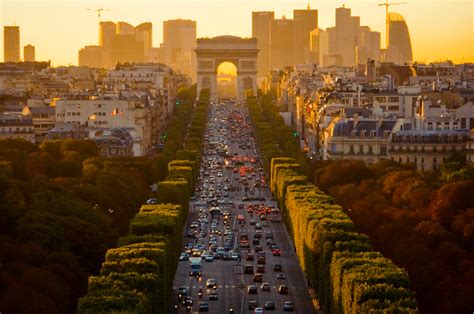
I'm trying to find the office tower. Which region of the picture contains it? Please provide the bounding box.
[335,6,360,66]
[357,26,381,64]
[162,19,197,79]
[293,8,318,64]
[111,35,144,65]
[252,11,274,78]
[310,28,330,65]
[270,17,295,70]
[386,13,413,64]
[116,22,135,35]
[4,26,20,62]
[23,44,35,62]
[99,21,116,48]
[79,46,103,68]
[135,22,153,57]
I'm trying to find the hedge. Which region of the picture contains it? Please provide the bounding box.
[268,159,418,313]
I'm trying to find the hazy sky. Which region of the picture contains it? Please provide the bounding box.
[1,0,473,66]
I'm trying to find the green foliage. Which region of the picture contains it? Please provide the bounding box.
[269,158,418,312]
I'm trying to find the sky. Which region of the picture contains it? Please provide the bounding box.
[1,0,473,66]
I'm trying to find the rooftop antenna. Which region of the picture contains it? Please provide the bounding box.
[378,0,407,48]
[86,8,109,23]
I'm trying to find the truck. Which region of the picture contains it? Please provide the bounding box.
[189,257,202,277]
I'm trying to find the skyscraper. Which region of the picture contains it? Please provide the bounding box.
[252,11,274,78]
[335,6,360,66]
[135,23,153,57]
[116,22,135,35]
[99,21,116,48]
[386,13,413,65]
[357,26,381,64]
[270,17,295,70]
[293,8,318,64]
[23,44,35,62]
[4,26,20,62]
[162,19,197,80]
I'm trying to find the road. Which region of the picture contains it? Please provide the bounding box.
[171,100,316,313]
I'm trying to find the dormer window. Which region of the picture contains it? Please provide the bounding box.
[361,130,367,137]
[351,130,357,137]
[370,130,376,137]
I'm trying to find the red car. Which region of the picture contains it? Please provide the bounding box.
[272,249,281,256]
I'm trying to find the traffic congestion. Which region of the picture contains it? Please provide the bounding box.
[172,100,316,313]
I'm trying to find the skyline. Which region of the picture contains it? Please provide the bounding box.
[1,0,473,66]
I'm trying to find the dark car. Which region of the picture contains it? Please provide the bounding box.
[278,285,289,294]
[178,286,188,300]
[248,300,258,310]
[256,265,265,273]
[265,301,276,310]
[273,264,282,272]
[209,292,218,300]
[246,253,254,261]
[198,302,209,312]
[253,273,263,282]
[247,285,258,294]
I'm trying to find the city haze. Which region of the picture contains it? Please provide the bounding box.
[1,0,473,65]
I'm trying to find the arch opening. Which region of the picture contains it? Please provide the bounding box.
[217,61,237,100]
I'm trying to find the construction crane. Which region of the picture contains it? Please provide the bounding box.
[86,8,109,23]
[378,0,407,48]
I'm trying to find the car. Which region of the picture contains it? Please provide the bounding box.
[179,252,189,261]
[246,253,254,261]
[254,308,264,314]
[209,292,218,300]
[146,198,158,205]
[261,283,270,291]
[247,285,258,294]
[255,222,262,230]
[257,256,265,265]
[276,273,286,280]
[273,264,282,272]
[248,300,258,310]
[206,278,217,289]
[283,301,294,311]
[205,255,214,262]
[278,285,289,294]
[256,265,265,273]
[183,296,193,306]
[244,264,254,274]
[264,301,275,310]
[199,302,209,312]
[253,273,263,282]
[272,248,281,256]
[178,286,188,300]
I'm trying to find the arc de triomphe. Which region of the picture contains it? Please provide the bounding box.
[195,36,258,101]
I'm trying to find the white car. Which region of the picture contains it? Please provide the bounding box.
[206,278,217,288]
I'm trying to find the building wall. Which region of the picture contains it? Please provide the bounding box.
[23,45,35,62]
[270,18,295,70]
[4,26,20,62]
[252,11,274,78]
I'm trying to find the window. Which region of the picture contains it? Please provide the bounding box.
[388,97,400,102]
[370,130,376,137]
[388,106,399,111]
[368,146,373,154]
[433,157,437,163]
[349,145,354,153]
[380,146,387,154]
[375,96,386,102]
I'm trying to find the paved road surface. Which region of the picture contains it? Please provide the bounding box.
[171,101,316,313]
